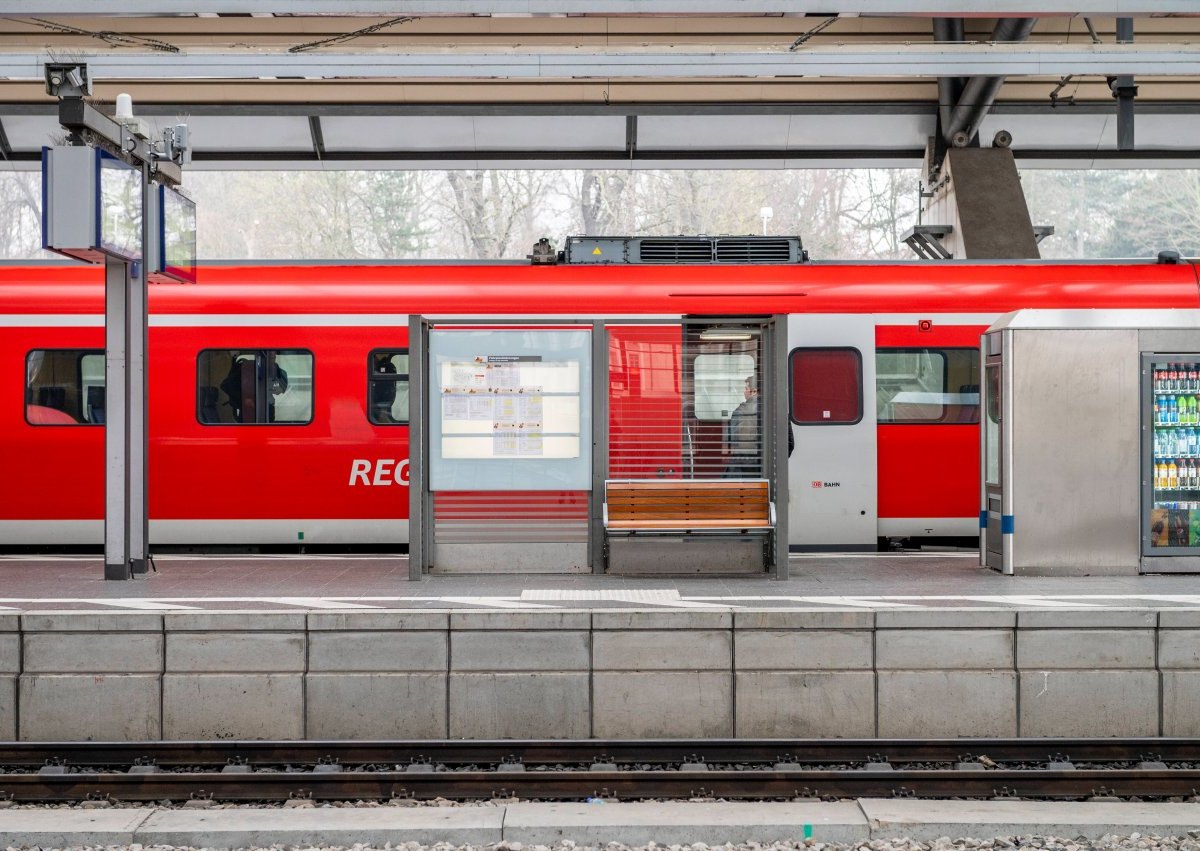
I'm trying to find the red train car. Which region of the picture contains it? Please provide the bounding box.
[2,257,1197,551]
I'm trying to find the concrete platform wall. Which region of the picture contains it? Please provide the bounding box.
[3,607,1193,741]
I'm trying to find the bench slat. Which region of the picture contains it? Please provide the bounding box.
[604,482,763,487]
[609,518,772,529]
[607,490,767,501]
[604,478,772,533]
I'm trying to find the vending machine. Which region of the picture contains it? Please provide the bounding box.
[1144,355,1200,570]
[981,309,1200,575]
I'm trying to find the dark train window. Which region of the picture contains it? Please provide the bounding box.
[197,349,313,425]
[877,348,980,425]
[368,350,409,425]
[25,349,104,426]
[789,347,862,425]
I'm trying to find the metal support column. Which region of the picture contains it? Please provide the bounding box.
[129,160,152,575]
[103,257,131,580]
[589,320,608,573]
[407,315,429,579]
[1112,17,1137,151]
[47,66,187,580]
[770,314,789,580]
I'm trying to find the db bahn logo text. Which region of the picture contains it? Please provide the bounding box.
[811,480,841,489]
[350,459,410,487]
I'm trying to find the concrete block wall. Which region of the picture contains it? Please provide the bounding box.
[5,607,1195,741]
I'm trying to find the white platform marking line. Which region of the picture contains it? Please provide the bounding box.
[780,596,916,608]
[521,589,734,609]
[956,595,1104,607]
[1120,595,1200,605]
[256,597,386,610]
[84,600,202,611]
[436,597,558,609]
[688,595,915,608]
[523,589,681,601]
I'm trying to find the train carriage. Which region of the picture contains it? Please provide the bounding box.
[2,253,1197,552]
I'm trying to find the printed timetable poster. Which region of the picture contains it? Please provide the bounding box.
[428,329,591,491]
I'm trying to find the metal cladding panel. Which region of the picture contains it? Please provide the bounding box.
[1009,328,1141,573]
[183,115,314,152]
[319,115,625,152]
[787,314,877,548]
[3,262,1200,318]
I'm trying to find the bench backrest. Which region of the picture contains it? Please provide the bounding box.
[605,479,771,528]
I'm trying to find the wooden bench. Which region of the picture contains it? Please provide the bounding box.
[602,479,775,574]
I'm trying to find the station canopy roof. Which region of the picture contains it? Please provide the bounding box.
[1,2,1199,170]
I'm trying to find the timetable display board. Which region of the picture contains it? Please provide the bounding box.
[42,146,143,264]
[429,329,591,491]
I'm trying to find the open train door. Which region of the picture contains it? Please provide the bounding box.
[788,314,878,551]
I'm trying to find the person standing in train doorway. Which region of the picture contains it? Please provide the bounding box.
[726,374,795,477]
[726,375,761,478]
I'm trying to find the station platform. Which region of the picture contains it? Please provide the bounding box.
[1,551,1198,743]
[3,550,1200,611]
[3,800,1200,848]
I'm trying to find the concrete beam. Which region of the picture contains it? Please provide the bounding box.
[2,2,1198,13]
[1,46,1200,82]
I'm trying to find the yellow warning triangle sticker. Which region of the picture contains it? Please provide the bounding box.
[592,246,602,255]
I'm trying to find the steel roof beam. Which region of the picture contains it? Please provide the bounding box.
[3,2,1199,13]
[5,100,1200,118]
[1,46,1200,80]
[943,17,1037,145]
[5,100,1200,117]
[308,114,325,158]
[4,146,1199,164]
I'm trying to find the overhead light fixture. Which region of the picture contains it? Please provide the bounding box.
[699,327,755,342]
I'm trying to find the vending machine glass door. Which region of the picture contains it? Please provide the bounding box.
[1144,354,1200,560]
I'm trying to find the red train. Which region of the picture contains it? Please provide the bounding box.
[2,256,1197,552]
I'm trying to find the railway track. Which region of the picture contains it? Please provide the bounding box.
[1,739,1198,803]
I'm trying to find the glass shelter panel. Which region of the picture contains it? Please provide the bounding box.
[428,328,592,491]
[608,326,683,479]
[685,329,762,479]
[985,364,1001,485]
[1148,357,1200,551]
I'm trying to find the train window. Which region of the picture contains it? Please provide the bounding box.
[789,348,862,425]
[25,350,104,426]
[694,353,755,421]
[196,349,313,425]
[368,350,409,425]
[876,348,980,425]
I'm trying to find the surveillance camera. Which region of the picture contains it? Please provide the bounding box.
[43,62,91,98]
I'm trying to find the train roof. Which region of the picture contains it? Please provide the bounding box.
[0,260,1197,317]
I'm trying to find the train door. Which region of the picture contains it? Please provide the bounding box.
[875,323,985,542]
[788,314,877,550]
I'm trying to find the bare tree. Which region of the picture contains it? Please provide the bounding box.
[0,172,48,258]
[579,169,631,235]
[435,170,554,259]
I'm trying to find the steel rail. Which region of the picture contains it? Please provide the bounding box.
[1,738,1197,768]
[0,769,1198,803]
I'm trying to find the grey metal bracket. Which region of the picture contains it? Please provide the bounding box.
[901,224,954,260]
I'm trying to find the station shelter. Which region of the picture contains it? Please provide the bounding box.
[406,315,790,579]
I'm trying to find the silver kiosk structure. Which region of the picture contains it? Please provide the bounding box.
[982,308,1200,576]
